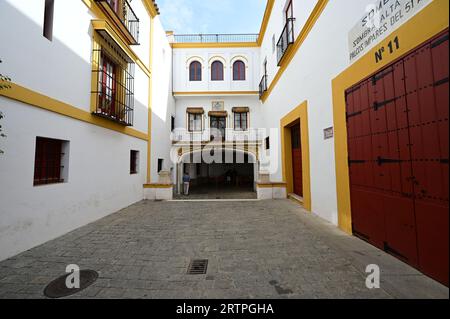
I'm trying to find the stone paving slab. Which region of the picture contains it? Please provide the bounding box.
[0,199,448,299]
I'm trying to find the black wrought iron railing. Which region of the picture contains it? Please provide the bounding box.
[259,75,268,98]
[95,0,140,44]
[91,47,135,126]
[277,18,295,65]
[173,34,259,43]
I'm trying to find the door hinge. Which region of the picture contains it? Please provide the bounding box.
[373,97,397,111]
[434,77,449,87]
[346,111,362,119]
[377,157,403,166]
[349,159,366,166]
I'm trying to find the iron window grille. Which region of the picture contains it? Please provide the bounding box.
[259,74,268,98]
[95,0,139,44]
[174,34,258,43]
[91,43,135,126]
[277,18,295,65]
[234,112,248,131]
[34,137,64,186]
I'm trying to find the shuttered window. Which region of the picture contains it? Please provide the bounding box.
[34,137,64,186]
[211,61,224,81]
[189,61,202,81]
[233,61,246,81]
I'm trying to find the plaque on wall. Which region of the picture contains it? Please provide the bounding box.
[324,127,334,140]
[212,101,224,111]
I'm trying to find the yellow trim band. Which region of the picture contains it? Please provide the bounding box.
[173,91,259,96]
[280,101,311,211]
[91,19,151,78]
[82,1,152,77]
[143,184,173,189]
[0,83,148,141]
[257,182,287,188]
[171,42,259,49]
[332,0,449,234]
[142,0,159,18]
[257,0,275,46]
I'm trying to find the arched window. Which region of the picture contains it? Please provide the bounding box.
[233,61,246,81]
[211,61,224,81]
[189,61,202,81]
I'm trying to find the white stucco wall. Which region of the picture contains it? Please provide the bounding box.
[173,95,263,132]
[259,0,407,225]
[172,47,260,92]
[0,0,159,260]
[0,0,435,260]
[259,0,318,84]
[150,16,176,182]
[0,0,150,133]
[0,98,147,261]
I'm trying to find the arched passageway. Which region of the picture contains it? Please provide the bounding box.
[175,148,258,199]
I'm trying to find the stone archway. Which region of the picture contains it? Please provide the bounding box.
[175,147,259,199]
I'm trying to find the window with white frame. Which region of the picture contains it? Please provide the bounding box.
[188,113,203,132]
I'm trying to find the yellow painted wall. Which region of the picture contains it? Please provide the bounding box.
[0,82,148,141]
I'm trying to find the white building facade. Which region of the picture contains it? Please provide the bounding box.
[0,0,448,286]
[0,0,172,261]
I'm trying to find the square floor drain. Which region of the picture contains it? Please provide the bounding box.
[187,259,208,275]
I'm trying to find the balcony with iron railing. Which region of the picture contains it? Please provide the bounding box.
[171,128,265,144]
[95,0,140,45]
[91,47,135,126]
[173,34,259,44]
[259,74,268,99]
[277,18,295,66]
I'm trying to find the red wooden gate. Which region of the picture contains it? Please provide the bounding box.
[346,30,449,286]
[291,124,303,197]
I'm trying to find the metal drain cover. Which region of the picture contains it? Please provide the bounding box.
[187,259,208,275]
[43,270,98,298]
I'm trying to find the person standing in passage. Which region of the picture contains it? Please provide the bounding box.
[183,172,191,195]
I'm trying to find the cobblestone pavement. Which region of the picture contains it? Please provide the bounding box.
[0,200,448,299]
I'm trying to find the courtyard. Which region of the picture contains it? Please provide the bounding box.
[0,199,447,299]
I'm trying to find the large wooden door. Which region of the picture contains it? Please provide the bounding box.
[291,124,303,197]
[346,30,449,286]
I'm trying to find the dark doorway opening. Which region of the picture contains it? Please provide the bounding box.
[291,123,303,197]
[178,150,256,199]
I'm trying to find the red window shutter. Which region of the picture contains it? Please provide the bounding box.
[233,61,245,81]
[211,61,223,81]
[190,61,202,81]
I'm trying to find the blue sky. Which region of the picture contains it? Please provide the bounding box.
[156,0,266,34]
